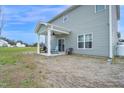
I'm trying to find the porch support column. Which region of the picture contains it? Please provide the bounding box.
[47,29,51,56]
[37,34,40,54]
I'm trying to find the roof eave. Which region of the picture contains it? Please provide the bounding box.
[35,21,48,33]
[48,5,81,23]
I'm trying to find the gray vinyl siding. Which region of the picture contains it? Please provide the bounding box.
[48,5,118,57]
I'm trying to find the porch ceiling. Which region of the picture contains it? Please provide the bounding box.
[51,29,70,35]
[35,21,71,35]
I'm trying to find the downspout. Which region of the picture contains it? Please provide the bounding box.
[108,5,113,63]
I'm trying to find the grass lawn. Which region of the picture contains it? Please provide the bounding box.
[0,47,36,65]
[0,47,48,88]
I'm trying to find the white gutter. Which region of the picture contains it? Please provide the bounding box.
[50,29,70,34]
[109,5,113,59]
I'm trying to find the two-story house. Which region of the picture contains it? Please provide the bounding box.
[35,5,120,60]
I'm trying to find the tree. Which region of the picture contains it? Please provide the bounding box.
[16,40,23,44]
[0,37,16,45]
[32,43,37,47]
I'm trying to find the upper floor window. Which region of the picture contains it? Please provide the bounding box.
[63,15,68,23]
[95,5,106,13]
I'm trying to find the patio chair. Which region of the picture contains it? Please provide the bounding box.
[40,46,47,53]
[51,46,59,54]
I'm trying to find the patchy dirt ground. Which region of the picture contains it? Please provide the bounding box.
[1,52,124,88]
[35,55,124,88]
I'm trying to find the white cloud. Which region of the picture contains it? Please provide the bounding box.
[1,5,69,44]
[3,5,69,24]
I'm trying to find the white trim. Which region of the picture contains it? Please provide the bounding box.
[84,35,85,49]
[36,22,71,34]
[49,23,71,32]
[40,52,65,56]
[109,5,113,58]
[50,28,70,34]
[37,34,40,54]
[35,21,48,33]
[95,5,106,13]
[57,38,65,52]
[77,33,93,49]
[47,29,51,56]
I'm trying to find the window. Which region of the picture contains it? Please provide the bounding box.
[95,5,105,13]
[78,34,93,49]
[78,35,84,48]
[85,34,92,48]
[63,15,68,23]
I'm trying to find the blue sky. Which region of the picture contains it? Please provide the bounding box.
[2,5,69,44]
[1,5,124,44]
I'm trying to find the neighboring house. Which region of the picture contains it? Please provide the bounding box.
[0,39,10,47]
[35,5,120,59]
[16,42,26,47]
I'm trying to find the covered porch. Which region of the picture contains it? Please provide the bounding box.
[35,22,71,56]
